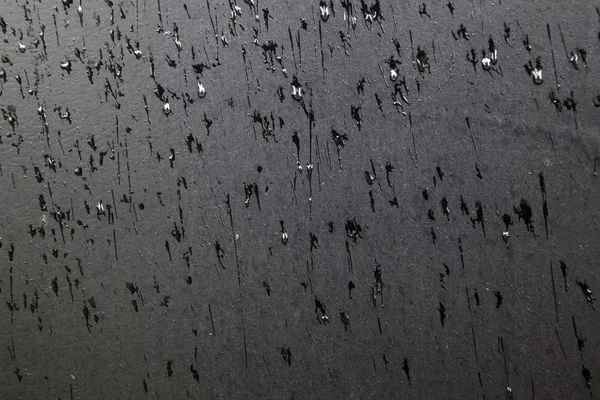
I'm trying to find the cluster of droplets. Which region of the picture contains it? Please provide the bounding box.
[481,49,498,71]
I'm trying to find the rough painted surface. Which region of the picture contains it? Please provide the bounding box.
[0,0,599,398]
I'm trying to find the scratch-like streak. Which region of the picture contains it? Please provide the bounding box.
[226,194,242,285]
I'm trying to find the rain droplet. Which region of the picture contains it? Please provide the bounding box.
[319,3,330,22]
[532,67,543,84]
[60,60,72,73]
[197,82,206,98]
[490,49,498,65]
[291,85,303,101]
[569,52,579,68]
[481,57,491,71]
[416,47,430,74]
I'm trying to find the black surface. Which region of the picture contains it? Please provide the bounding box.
[0,0,599,398]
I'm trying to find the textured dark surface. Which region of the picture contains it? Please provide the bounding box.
[0,0,599,399]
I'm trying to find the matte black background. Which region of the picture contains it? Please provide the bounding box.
[0,0,599,398]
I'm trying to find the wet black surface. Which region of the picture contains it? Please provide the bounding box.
[0,0,599,398]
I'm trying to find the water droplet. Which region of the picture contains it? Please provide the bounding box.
[416,47,430,74]
[390,69,398,81]
[481,57,491,71]
[532,67,543,84]
[291,84,303,101]
[569,52,579,68]
[319,3,330,22]
[490,49,498,65]
[197,82,206,98]
[163,102,171,115]
[18,43,26,53]
[60,60,72,73]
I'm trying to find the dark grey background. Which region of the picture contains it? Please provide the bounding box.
[0,0,599,398]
